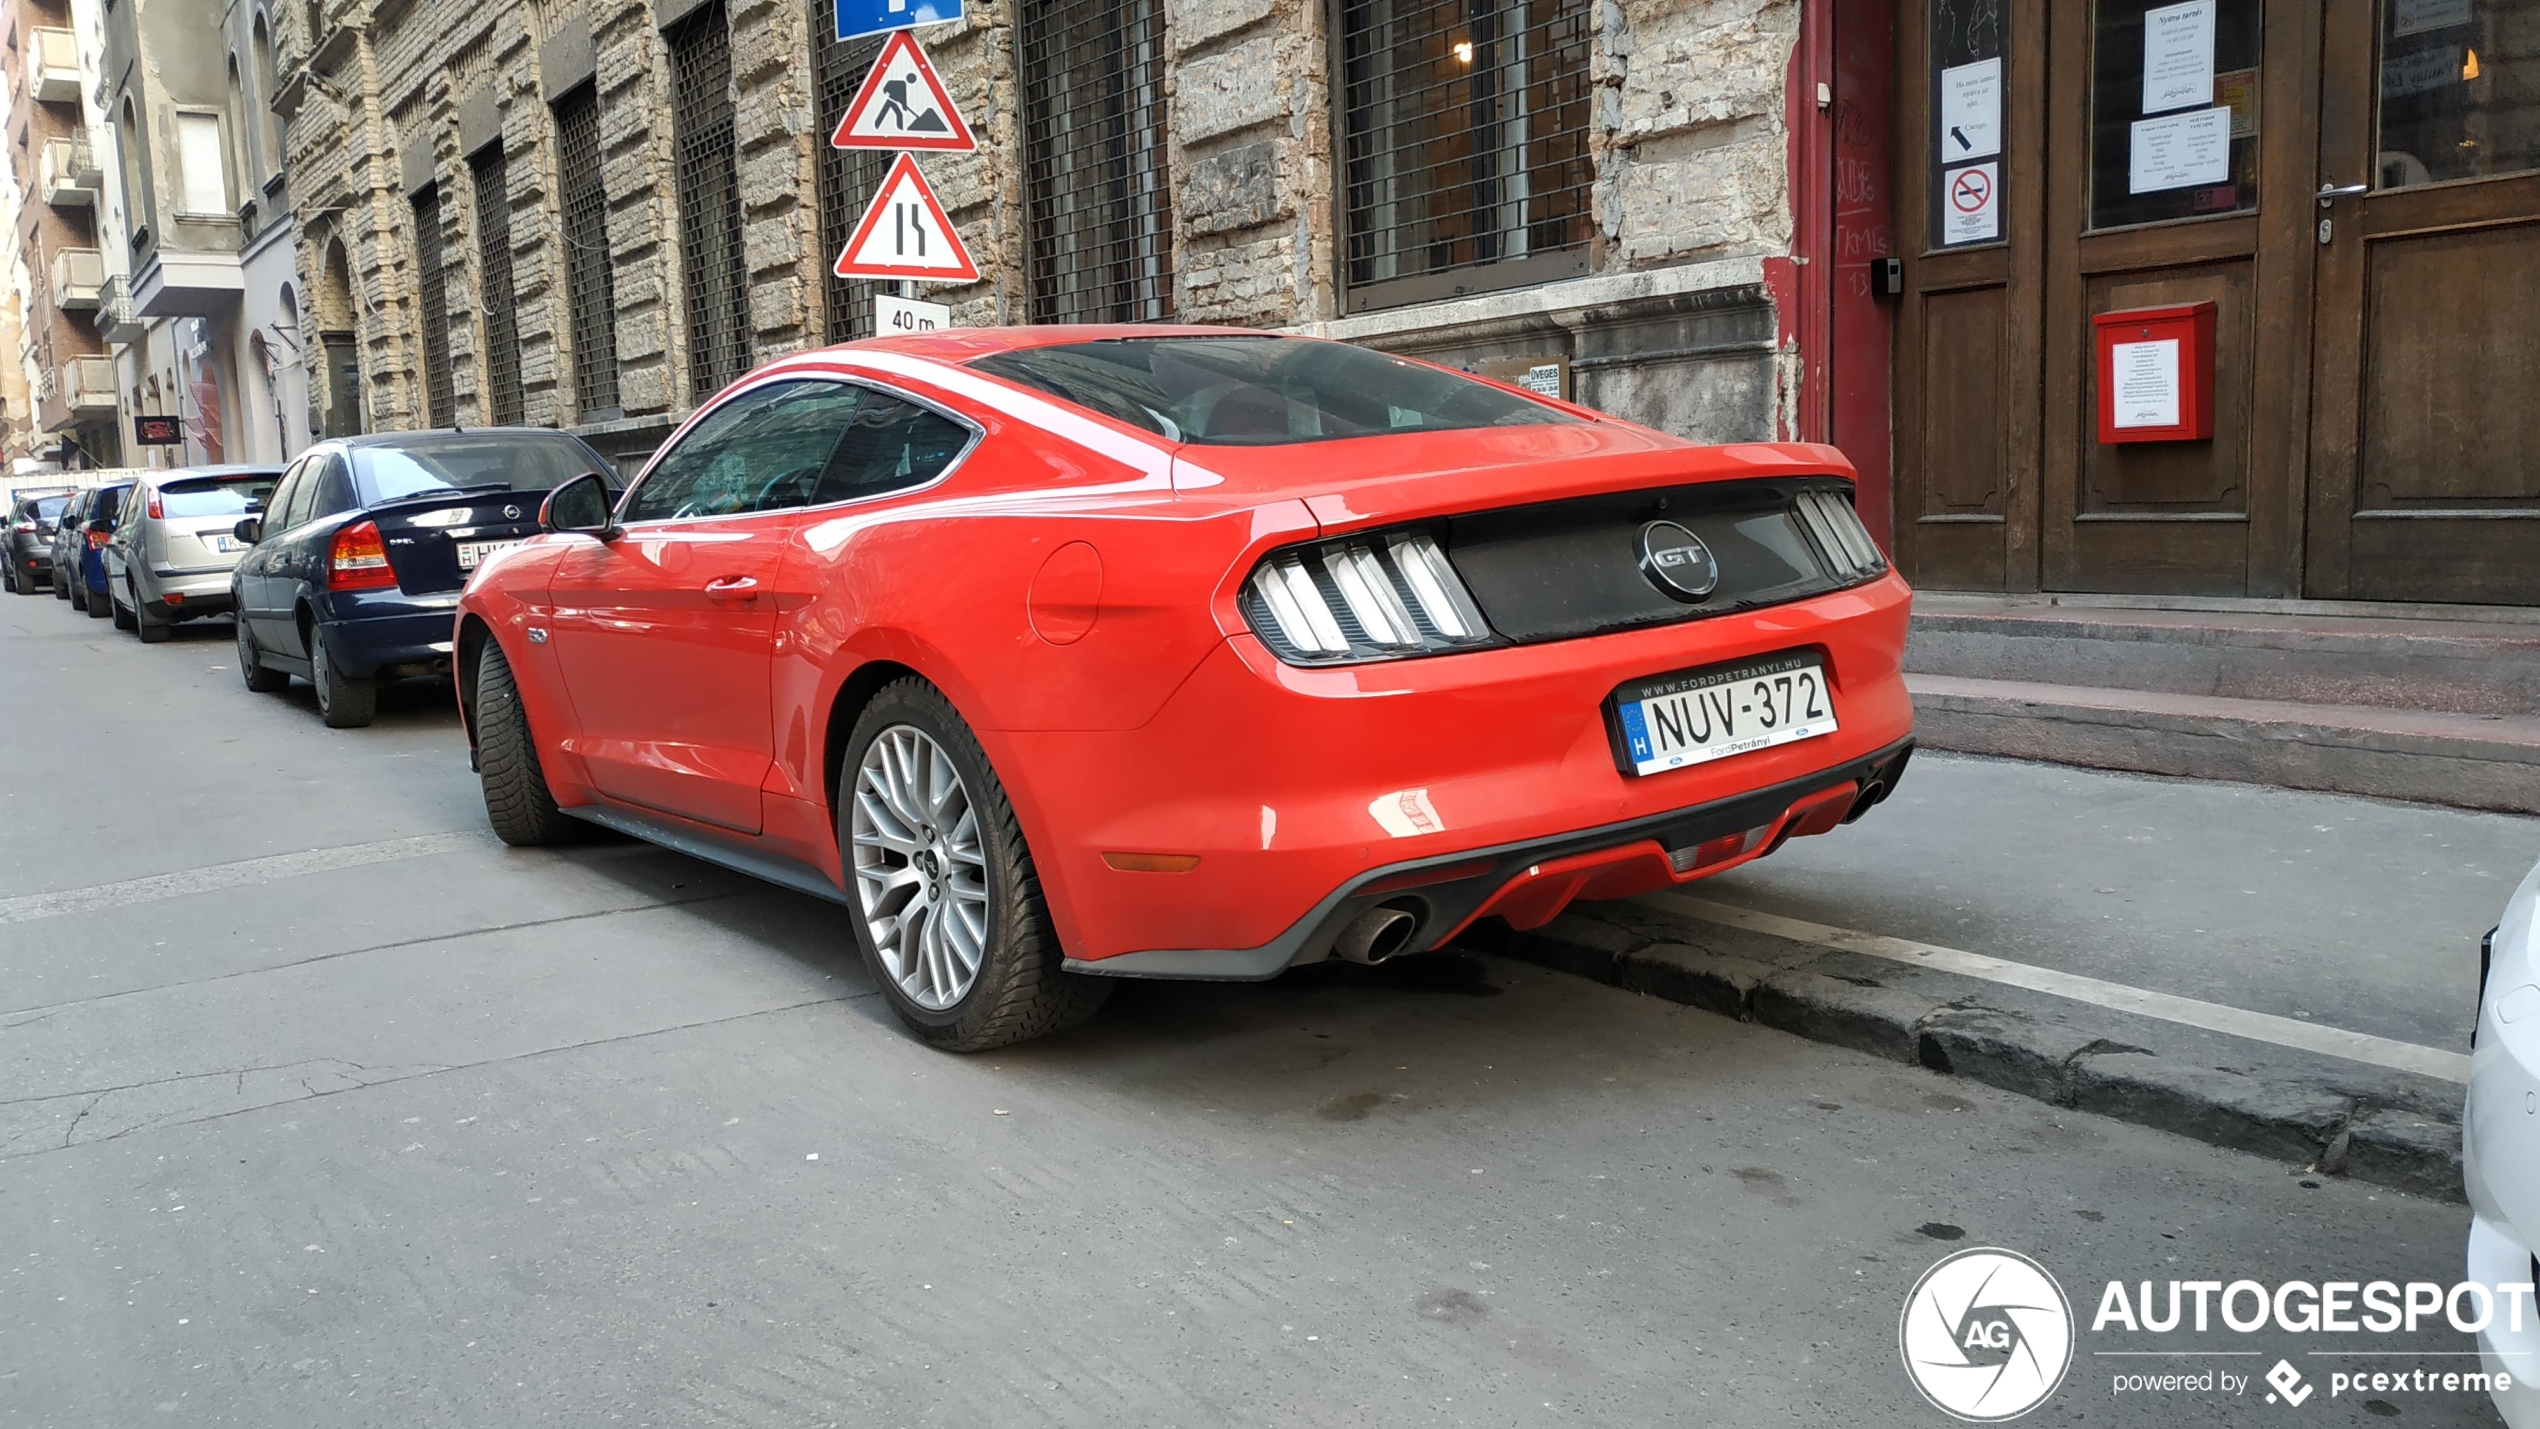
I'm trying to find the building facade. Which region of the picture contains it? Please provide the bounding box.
[4,0,118,466]
[257,0,2539,609]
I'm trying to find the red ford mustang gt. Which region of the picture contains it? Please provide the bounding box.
[455,327,1914,1050]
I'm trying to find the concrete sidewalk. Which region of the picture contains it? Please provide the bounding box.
[1461,752,2540,1199]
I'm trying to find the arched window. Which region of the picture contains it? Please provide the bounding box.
[250,15,281,180]
[227,58,251,207]
[117,97,147,236]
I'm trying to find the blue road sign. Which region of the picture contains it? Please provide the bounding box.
[835,0,962,42]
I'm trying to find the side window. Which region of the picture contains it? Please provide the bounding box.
[263,462,307,529]
[279,465,322,531]
[623,380,865,523]
[812,389,972,504]
[311,457,357,519]
[93,487,122,525]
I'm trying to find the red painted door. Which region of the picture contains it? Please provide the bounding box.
[545,517,801,835]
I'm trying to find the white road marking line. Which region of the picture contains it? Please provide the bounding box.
[0,831,491,925]
[1650,893,2474,1085]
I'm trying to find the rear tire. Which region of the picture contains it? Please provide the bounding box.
[107,586,132,627]
[310,632,376,728]
[840,678,1110,1052]
[133,584,171,643]
[237,619,289,693]
[54,569,70,601]
[473,639,582,847]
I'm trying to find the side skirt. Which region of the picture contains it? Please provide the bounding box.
[562,802,853,908]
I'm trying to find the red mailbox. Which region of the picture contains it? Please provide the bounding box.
[2092,301,2215,444]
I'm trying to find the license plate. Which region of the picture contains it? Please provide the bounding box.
[1612,651,1838,777]
[211,535,242,553]
[456,539,522,571]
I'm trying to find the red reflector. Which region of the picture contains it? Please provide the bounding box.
[163,592,183,605]
[328,520,397,591]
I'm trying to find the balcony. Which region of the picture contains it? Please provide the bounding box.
[53,355,115,428]
[49,247,102,311]
[131,247,244,318]
[94,274,144,345]
[40,137,98,208]
[29,28,82,105]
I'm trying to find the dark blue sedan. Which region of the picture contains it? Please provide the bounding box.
[231,429,614,727]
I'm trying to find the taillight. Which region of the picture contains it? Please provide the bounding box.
[328,520,398,590]
[1791,487,1887,582]
[146,490,164,519]
[85,529,109,550]
[1240,530,1498,666]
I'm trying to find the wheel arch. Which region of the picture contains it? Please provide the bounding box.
[455,614,495,749]
[819,658,924,831]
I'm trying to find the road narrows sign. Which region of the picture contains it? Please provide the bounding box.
[831,31,975,152]
[835,152,979,282]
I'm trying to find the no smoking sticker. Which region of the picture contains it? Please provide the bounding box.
[1942,161,1999,245]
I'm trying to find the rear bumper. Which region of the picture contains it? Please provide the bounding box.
[318,593,459,677]
[1013,570,1916,970]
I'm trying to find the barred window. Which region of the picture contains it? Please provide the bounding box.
[1018,0,1174,323]
[553,84,620,416]
[668,1,752,401]
[811,1,886,344]
[412,184,455,427]
[469,144,524,425]
[1336,0,1593,311]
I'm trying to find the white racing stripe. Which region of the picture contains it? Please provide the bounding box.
[1650,893,2475,1085]
[0,831,491,925]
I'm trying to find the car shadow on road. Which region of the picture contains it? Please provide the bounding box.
[159,617,465,729]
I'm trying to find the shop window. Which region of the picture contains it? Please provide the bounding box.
[412,184,455,427]
[1018,0,1175,323]
[470,144,523,425]
[811,0,886,342]
[2087,0,2263,229]
[669,0,752,401]
[1335,0,1592,310]
[2376,0,2540,189]
[552,84,620,416]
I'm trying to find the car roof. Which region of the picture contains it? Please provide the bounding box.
[327,427,601,450]
[139,464,285,482]
[810,323,1298,365]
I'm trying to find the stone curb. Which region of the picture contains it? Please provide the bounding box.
[1461,913,2466,1203]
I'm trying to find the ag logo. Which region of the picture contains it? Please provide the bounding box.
[1899,1248,2073,1421]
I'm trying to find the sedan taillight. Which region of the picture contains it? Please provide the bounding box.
[328,520,398,591]
[11,519,33,532]
[1240,530,1498,666]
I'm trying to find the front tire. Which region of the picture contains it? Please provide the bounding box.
[310,631,376,728]
[472,639,583,846]
[840,679,1109,1052]
[107,584,134,628]
[237,619,289,693]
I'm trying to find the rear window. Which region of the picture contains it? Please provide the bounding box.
[968,336,1580,447]
[158,474,279,517]
[20,494,70,521]
[353,434,612,503]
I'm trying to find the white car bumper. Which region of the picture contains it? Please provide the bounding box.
[2468,858,2540,1429]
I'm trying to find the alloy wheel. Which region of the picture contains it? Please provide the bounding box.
[849,725,991,1011]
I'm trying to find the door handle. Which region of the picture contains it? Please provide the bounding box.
[703,575,759,600]
[2317,181,2368,208]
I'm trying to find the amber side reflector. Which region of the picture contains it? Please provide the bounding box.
[1102,852,1201,873]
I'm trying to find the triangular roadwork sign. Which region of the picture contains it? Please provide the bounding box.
[835,152,979,282]
[830,31,975,152]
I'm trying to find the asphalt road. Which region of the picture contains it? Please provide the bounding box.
[0,601,2505,1427]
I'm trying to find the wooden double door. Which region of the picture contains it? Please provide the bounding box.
[1892,0,2540,605]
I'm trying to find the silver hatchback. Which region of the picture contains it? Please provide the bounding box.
[103,465,284,642]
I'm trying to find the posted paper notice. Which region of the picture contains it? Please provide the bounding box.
[2110,340,2183,430]
[1942,162,2000,245]
[1939,57,2002,162]
[2141,0,2218,114]
[2129,106,2233,193]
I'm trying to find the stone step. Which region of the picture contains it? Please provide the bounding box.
[1907,594,2540,717]
[1907,673,2540,814]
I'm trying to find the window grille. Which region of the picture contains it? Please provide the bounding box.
[412,184,455,427]
[669,0,752,400]
[553,84,620,415]
[1336,0,1593,310]
[1018,0,1174,323]
[469,144,524,425]
[811,1,886,343]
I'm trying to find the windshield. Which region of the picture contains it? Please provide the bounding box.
[159,474,279,517]
[353,435,611,503]
[968,337,1580,447]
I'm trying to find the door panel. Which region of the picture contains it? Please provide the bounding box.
[1910,284,2012,588]
[546,521,800,835]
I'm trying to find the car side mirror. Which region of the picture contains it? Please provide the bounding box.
[233,517,262,545]
[542,472,619,540]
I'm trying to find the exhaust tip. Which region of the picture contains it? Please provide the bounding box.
[1334,902,1424,965]
[1842,777,1890,824]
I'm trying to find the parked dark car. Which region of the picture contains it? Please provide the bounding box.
[233,429,614,727]
[52,482,136,616]
[3,490,74,594]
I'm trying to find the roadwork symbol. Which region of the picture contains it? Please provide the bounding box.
[830,31,975,152]
[834,152,979,282]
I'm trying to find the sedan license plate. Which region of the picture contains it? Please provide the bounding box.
[1612,651,1837,777]
[456,539,522,572]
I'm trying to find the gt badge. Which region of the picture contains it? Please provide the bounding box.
[1637,520,1719,602]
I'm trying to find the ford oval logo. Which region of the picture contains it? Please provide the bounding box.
[1637,520,1720,602]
